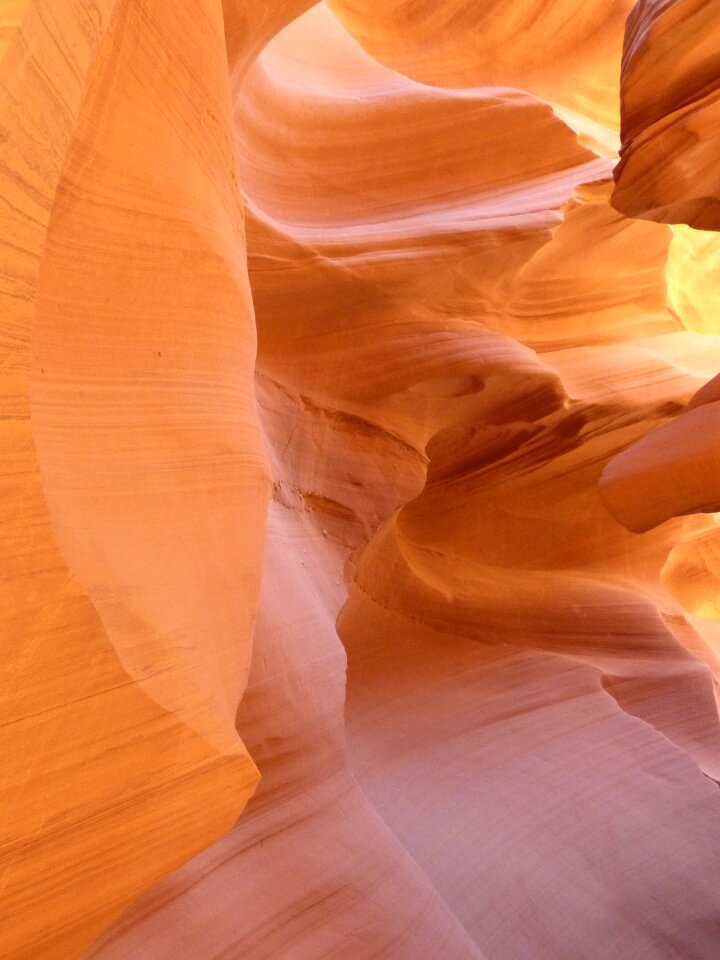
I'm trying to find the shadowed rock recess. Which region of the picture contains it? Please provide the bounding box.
[2,1,720,958]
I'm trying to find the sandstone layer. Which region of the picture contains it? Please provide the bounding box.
[2,2,720,959]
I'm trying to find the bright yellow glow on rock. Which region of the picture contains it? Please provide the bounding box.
[666,225,720,335]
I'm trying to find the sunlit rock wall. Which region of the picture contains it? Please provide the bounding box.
[2,2,720,958]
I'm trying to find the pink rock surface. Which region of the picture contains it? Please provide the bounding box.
[2,2,720,958]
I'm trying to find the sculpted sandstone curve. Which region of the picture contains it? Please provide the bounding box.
[612,0,720,227]
[2,2,720,959]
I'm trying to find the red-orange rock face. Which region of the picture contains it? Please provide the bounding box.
[612,0,720,227]
[2,2,720,958]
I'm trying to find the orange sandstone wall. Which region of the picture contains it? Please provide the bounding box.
[2,2,720,959]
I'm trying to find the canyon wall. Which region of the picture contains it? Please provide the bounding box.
[2,1,720,958]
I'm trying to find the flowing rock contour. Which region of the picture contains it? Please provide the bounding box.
[2,2,720,959]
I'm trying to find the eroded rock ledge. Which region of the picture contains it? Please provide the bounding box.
[2,2,720,958]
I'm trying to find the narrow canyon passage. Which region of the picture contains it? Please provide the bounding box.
[2,1,720,958]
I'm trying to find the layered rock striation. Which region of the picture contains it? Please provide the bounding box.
[2,2,720,959]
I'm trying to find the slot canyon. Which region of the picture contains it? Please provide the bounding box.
[3,0,720,957]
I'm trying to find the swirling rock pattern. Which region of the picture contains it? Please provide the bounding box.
[612,0,720,227]
[2,2,720,959]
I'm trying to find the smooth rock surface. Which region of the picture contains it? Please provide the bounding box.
[2,2,720,958]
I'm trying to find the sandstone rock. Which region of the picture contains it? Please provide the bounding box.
[613,0,720,227]
[2,2,720,958]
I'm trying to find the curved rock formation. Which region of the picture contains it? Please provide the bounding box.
[327,0,632,131]
[1,2,272,955]
[612,0,720,227]
[2,1,720,959]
